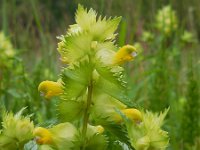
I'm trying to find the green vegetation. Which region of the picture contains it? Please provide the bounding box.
[0,0,199,150]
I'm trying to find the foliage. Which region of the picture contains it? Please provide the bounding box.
[1,4,170,150]
[0,1,199,150]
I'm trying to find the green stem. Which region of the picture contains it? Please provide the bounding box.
[81,79,93,150]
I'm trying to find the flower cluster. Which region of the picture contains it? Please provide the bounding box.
[126,109,169,150]
[155,6,178,36]
[0,108,34,149]
[0,5,169,150]
[0,32,15,68]
[35,5,169,150]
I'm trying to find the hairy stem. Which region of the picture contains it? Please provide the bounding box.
[81,79,93,150]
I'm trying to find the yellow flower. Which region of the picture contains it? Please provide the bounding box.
[33,123,77,149]
[38,80,63,99]
[113,45,137,65]
[33,127,53,144]
[122,109,142,122]
[115,108,142,123]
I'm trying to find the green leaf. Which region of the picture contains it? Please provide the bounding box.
[91,16,121,41]
[75,4,121,41]
[0,135,17,150]
[58,100,85,122]
[50,123,78,150]
[84,134,108,150]
[58,32,93,63]
[90,92,126,123]
[95,63,130,104]
[75,4,97,31]
[61,60,94,101]
[104,123,132,149]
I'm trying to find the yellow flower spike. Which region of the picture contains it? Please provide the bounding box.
[38,80,63,99]
[33,127,53,144]
[96,125,104,134]
[113,45,137,65]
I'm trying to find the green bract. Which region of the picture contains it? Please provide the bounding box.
[0,32,15,68]
[0,108,34,150]
[57,4,121,65]
[126,109,169,150]
[0,4,170,150]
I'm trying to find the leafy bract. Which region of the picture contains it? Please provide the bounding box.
[74,125,108,150]
[75,4,121,41]
[58,100,85,122]
[58,32,93,64]
[44,123,78,150]
[104,123,132,149]
[95,63,130,104]
[75,5,97,31]
[61,60,94,101]
[126,109,170,150]
[58,4,121,65]
[0,108,34,150]
[91,92,126,123]
[84,134,108,150]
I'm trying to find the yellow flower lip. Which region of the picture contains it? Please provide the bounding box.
[38,80,63,99]
[113,45,137,65]
[115,108,142,123]
[122,108,142,122]
[33,127,53,144]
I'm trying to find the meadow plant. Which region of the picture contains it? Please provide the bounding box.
[0,32,15,74]
[0,5,169,150]
[0,108,34,150]
[181,57,200,148]
[139,5,196,112]
[155,6,178,37]
[137,5,199,149]
[35,5,169,150]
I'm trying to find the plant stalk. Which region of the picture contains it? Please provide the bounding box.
[81,79,93,150]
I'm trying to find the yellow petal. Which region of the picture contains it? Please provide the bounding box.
[114,108,142,123]
[33,127,53,144]
[113,45,137,65]
[38,80,63,99]
[122,108,142,122]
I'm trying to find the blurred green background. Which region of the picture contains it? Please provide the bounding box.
[0,0,199,149]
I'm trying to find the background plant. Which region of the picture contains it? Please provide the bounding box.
[0,0,199,149]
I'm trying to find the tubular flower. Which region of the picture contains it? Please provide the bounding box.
[113,45,137,65]
[38,80,63,99]
[122,109,142,122]
[33,127,53,144]
[115,108,142,123]
[33,123,78,149]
